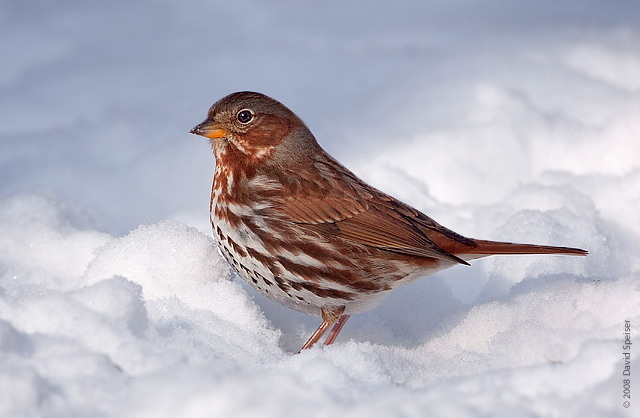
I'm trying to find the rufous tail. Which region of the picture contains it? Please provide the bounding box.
[468,239,588,256]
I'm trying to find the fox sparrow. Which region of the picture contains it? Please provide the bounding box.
[190,91,587,351]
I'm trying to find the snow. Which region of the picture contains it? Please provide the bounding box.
[1,1,639,416]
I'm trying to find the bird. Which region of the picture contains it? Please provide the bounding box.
[190,91,587,351]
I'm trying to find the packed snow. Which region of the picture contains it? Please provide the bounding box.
[1,1,639,417]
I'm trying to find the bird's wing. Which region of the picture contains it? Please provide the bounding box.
[281,188,473,265]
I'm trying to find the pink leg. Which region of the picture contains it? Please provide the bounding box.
[299,307,345,352]
[323,314,350,346]
[299,318,334,351]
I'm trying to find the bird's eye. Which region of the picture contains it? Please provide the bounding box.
[237,109,253,124]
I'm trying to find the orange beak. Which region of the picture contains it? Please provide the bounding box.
[189,120,227,139]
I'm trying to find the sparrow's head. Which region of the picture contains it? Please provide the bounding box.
[190,92,314,163]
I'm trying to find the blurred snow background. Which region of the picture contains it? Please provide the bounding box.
[1,1,639,416]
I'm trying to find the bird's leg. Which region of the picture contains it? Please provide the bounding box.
[323,314,350,346]
[299,306,345,351]
[299,319,333,352]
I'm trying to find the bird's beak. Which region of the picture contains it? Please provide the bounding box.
[189,119,227,139]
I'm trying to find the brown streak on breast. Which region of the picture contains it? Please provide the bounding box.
[275,255,382,293]
[273,276,291,292]
[246,247,282,276]
[226,236,248,257]
[215,226,226,241]
[287,279,357,301]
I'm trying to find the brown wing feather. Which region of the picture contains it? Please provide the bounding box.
[284,197,365,224]
[282,191,471,265]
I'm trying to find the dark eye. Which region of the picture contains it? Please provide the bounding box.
[237,109,253,124]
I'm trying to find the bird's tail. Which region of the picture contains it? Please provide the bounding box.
[467,239,588,257]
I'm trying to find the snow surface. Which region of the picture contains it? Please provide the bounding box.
[1,1,639,417]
